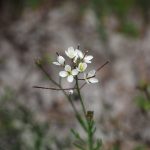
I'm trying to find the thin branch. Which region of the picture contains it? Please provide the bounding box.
[35,59,59,87]
[78,76,96,80]
[96,60,109,72]
[56,52,59,56]
[33,86,76,91]
[80,83,87,90]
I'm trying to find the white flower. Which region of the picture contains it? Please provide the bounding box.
[65,47,77,59]
[68,90,74,95]
[84,55,93,63]
[59,65,78,82]
[84,70,99,84]
[73,49,83,63]
[76,49,84,59]
[53,55,65,66]
[77,63,87,72]
[76,49,93,63]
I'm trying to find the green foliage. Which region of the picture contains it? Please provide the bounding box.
[133,144,146,150]
[71,128,86,150]
[109,0,134,17]
[0,87,14,101]
[71,120,102,150]
[37,54,52,66]
[0,88,21,150]
[25,0,41,8]
[111,144,120,150]
[135,81,150,111]
[0,87,72,150]
[88,0,150,38]
[135,95,150,111]
[119,21,139,38]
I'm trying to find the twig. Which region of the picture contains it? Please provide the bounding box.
[78,76,96,80]
[80,83,87,90]
[35,59,59,87]
[96,60,109,72]
[33,86,76,91]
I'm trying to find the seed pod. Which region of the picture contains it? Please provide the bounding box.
[86,111,94,121]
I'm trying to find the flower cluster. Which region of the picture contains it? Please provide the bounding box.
[53,46,99,84]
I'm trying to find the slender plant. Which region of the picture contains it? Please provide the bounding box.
[33,46,109,150]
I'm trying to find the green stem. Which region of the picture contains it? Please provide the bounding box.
[75,76,86,117]
[88,121,93,150]
[88,134,93,150]
[76,76,95,149]
[65,90,87,131]
[144,89,150,101]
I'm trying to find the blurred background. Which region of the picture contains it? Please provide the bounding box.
[0,0,150,149]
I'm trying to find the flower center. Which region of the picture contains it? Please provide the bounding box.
[79,65,84,72]
[67,71,72,75]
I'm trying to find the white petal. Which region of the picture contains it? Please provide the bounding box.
[57,56,65,65]
[89,78,99,83]
[76,49,84,59]
[72,69,78,76]
[69,54,75,59]
[59,71,68,77]
[84,55,93,63]
[66,48,76,58]
[73,56,78,63]
[65,51,69,56]
[87,70,96,78]
[85,55,93,60]
[85,78,90,84]
[68,47,74,53]
[81,63,87,71]
[53,62,60,65]
[83,73,90,84]
[82,63,87,70]
[67,75,74,82]
[65,65,71,72]
[84,59,91,63]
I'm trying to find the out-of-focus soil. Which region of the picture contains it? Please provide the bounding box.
[0,1,150,149]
